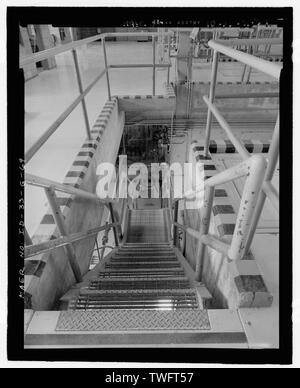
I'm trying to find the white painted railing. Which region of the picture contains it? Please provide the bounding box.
[172,38,280,281]
[22,31,173,164]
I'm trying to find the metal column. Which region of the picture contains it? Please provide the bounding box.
[45,186,82,283]
[244,116,280,254]
[195,186,215,281]
[109,202,119,247]
[204,50,219,156]
[71,49,91,140]
[167,35,171,85]
[173,200,179,246]
[152,35,156,96]
[102,37,111,100]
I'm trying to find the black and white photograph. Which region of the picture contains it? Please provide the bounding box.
[3,2,296,367]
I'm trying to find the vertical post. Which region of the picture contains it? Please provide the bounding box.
[246,66,252,84]
[186,81,190,119]
[167,34,171,85]
[109,202,119,246]
[195,186,215,281]
[24,227,33,246]
[45,186,82,283]
[102,36,111,100]
[240,64,247,83]
[228,155,267,261]
[173,199,179,246]
[204,50,219,157]
[95,238,101,262]
[244,116,279,254]
[71,49,91,140]
[100,222,109,261]
[152,35,156,96]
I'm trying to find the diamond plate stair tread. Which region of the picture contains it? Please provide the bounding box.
[56,309,211,331]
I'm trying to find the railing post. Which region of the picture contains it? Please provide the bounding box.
[204,50,219,156]
[173,200,179,246]
[228,155,267,261]
[102,36,111,100]
[244,116,279,254]
[152,35,156,96]
[167,34,171,85]
[195,186,215,281]
[45,186,82,283]
[109,202,119,246]
[71,49,91,140]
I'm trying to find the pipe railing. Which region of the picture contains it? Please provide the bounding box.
[204,39,280,218]
[19,31,173,68]
[171,154,267,280]
[25,172,121,281]
[203,95,250,160]
[170,39,279,280]
[23,30,173,164]
[208,40,282,81]
[25,222,118,259]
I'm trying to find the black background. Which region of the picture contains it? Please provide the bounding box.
[7,6,293,364]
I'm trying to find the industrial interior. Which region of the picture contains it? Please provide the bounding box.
[22,24,280,348]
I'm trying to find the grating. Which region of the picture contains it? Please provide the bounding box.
[97,270,185,278]
[110,257,178,263]
[89,278,191,290]
[105,262,181,270]
[69,291,198,310]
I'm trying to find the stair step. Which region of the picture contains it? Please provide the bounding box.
[80,288,195,295]
[56,309,211,331]
[98,270,186,278]
[116,253,174,257]
[69,291,199,310]
[115,250,175,255]
[110,257,178,263]
[25,310,248,348]
[88,277,191,290]
[105,262,181,270]
[123,243,171,247]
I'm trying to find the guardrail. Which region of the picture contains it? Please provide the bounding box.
[25,173,120,282]
[173,155,267,280]
[172,38,280,281]
[23,31,173,164]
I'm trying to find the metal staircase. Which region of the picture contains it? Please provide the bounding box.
[66,208,205,314]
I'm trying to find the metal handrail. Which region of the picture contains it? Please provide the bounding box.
[24,31,173,164]
[25,222,118,258]
[203,95,250,160]
[171,154,267,280]
[25,173,120,281]
[176,39,280,278]
[213,37,282,47]
[20,31,173,68]
[25,68,107,163]
[208,40,282,80]
[25,173,113,204]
